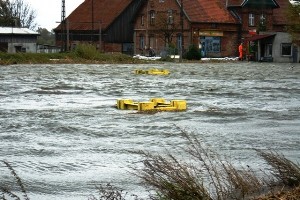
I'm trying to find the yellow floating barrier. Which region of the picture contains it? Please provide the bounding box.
[116,98,187,111]
[134,69,170,75]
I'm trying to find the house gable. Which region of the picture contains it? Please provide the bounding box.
[56,0,133,31]
[105,0,147,43]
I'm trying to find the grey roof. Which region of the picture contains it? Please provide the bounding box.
[0,27,39,35]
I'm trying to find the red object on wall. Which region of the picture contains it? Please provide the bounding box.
[249,29,257,35]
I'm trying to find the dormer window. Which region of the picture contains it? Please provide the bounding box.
[249,13,255,26]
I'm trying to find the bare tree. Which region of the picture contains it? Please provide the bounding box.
[0,0,37,30]
[152,10,181,47]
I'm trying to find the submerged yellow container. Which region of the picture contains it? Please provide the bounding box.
[116,98,187,112]
[134,69,170,75]
[117,99,138,110]
[138,102,155,111]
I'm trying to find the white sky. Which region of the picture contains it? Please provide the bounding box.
[25,0,84,31]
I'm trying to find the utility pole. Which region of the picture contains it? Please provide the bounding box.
[91,0,94,42]
[180,0,184,62]
[61,0,66,52]
[99,21,102,52]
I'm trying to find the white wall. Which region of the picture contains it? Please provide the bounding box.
[8,43,37,53]
[272,32,295,63]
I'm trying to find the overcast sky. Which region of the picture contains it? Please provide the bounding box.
[25,0,84,30]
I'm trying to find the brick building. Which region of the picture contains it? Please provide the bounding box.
[227,0,299,62]
[55,0,299,62]
[134,0,239,58]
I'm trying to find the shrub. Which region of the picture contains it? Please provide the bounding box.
[184,45,201,60]
[73,43,100,60]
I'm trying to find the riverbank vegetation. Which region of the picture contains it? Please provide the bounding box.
[0,44,149,65]
[0,43,229,65]
[1,132,299,200]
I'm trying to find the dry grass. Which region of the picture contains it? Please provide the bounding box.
[88,183,128,200]
[134,131,300,200]
[256,150,300,187]
[254,186,300,200]
[135,151,211,200]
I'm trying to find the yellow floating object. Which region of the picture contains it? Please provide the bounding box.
[116,98,187,111]
[134,69,170,75]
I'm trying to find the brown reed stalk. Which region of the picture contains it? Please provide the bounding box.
[256,149,300,187]
[88,183,129,200]
[134,130,269,200]
[0,186,21,200]
[135,151,212,200]
[181,130,263,199]
[1,161,29,200]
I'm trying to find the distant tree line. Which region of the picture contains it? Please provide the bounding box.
[36,28,55,45]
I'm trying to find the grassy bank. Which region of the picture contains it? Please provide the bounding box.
[0,44,150,65]
[1,131,299,200]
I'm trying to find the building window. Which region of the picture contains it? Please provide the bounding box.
[260,14,266,25]
[249,13,255,26]
[200,36,221,53]
[149,35,155,49]
[141,14,144,26]
[177,34,182,50]
[281,43,292,56]
[258,13,267,31]
[150,10,155,25]
[266,44,272,56]
[167,10,173,24]
[140,35,145,49]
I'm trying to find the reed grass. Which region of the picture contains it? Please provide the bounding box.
[256,149,300,187]
[88,183,128,200]
[0,161,29,200]
[134,131,300,200]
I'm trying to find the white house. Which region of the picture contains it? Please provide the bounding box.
[0,27,39,53]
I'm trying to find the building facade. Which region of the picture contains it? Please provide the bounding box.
[226,0,300,62]
[55,0,299,62]
[0,27,39,53]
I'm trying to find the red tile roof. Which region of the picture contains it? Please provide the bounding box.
[56,0,288,31]
[56,0,132,31]
[227,0,244,6]
[184,0,237,23]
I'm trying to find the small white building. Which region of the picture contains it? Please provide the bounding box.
[0,27,39,53]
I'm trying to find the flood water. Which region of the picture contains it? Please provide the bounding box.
[0,62,300,200]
